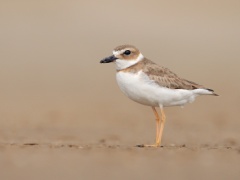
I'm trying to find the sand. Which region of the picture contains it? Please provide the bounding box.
[1,143,240,180]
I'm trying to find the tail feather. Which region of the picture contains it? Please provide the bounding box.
[193,88,219,96]
[206,88,219,96]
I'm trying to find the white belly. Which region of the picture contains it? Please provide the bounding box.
[116,71,197,107]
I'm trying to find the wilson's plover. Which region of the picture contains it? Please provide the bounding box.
[100,45,218,147]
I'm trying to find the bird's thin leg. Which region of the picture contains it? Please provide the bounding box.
[152,107,161,146]
[138,107,161,147]
[157,106,166,146]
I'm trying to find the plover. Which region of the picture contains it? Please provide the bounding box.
[100,45,218,147]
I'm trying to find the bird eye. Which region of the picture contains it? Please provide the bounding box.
[123,50,131,55]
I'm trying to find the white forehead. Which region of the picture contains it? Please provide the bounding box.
[113,50,125,56]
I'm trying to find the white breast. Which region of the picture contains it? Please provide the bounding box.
[116,71,197,107]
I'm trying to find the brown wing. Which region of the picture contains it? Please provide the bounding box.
[143,59,204,90]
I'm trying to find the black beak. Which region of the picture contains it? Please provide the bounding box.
[100,55,118,63]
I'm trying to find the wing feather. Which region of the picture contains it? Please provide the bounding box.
[142,59,204,90]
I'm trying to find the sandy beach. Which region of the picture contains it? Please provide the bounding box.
[0,0,240,179]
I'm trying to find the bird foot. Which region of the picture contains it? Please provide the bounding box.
[136,144,161,148]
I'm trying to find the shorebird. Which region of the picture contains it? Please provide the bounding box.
[100,45,218,147]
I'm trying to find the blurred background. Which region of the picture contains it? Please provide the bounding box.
[0,0,240,179]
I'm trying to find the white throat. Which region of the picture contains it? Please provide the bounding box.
[115,53,144,70]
